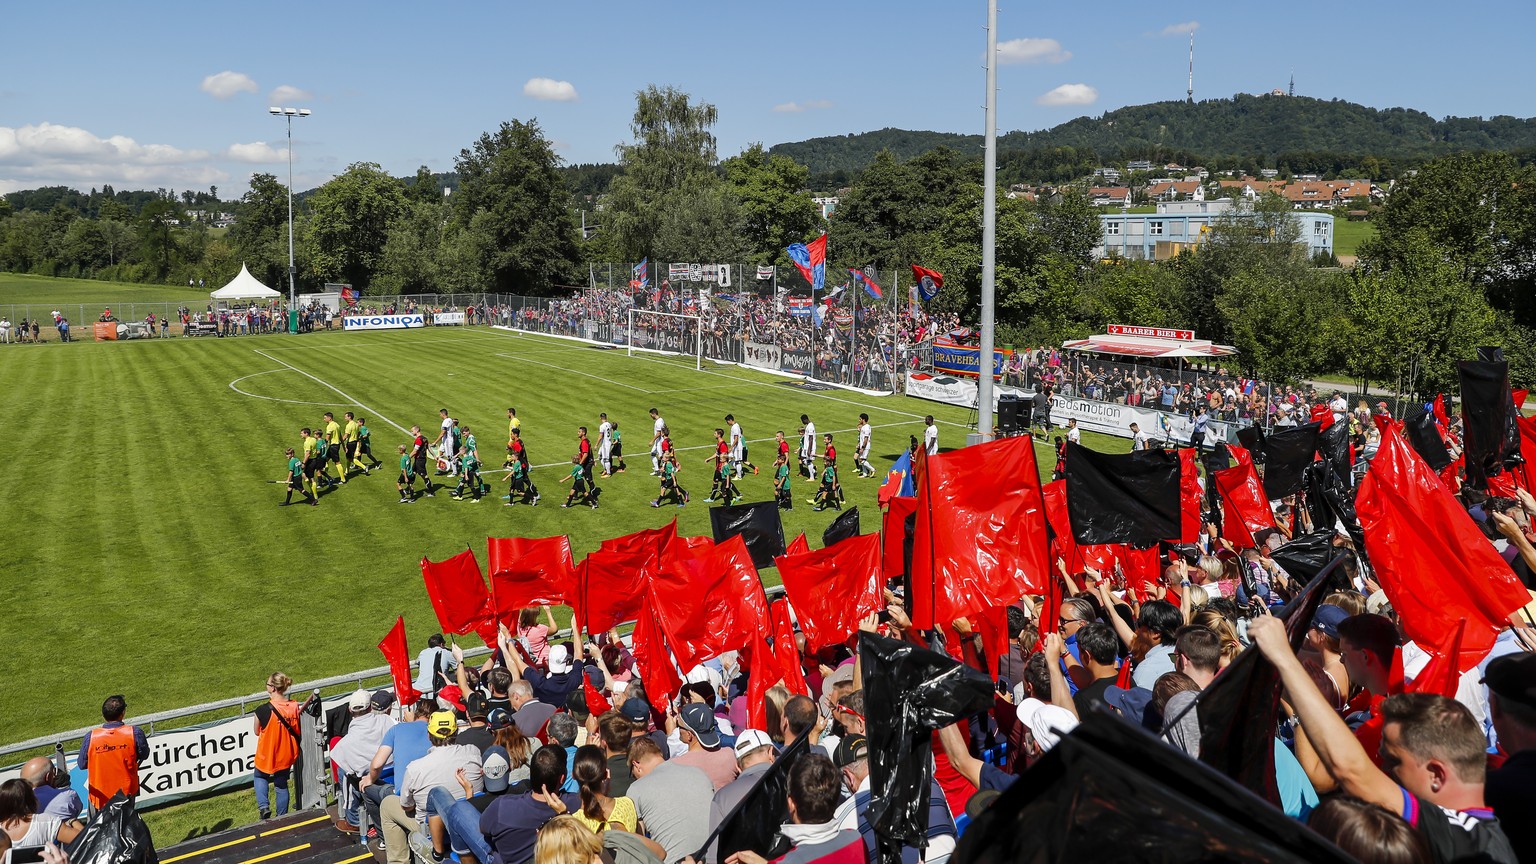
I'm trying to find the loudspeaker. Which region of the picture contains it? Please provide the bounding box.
[997,395,1025,436]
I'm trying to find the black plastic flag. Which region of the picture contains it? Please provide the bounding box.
[1260,423,1320,499]
[822,506,861,548]
[1064,444,1180,545]
[710,501,786,570]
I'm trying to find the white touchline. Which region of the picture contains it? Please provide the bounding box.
[252,349,411,436]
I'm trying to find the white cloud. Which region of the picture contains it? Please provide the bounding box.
[772,99,834,113]
[1036,84,1099,106]
[201,71,257,100]
[268,85,313,105]
[997,38,1071,65]
[1161,21,1200,36]
[522,78,579,102]
[225,141,286,163]
[0,122,224,190]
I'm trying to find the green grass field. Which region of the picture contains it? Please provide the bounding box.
[0,272,206,305]
[1332,218,1377,257]
[3,324,1130,750]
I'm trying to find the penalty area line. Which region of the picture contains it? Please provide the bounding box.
[251,349,410,436]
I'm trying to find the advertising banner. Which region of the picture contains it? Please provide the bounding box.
[342,314,426,331]
[433,312,466,326]
[931,340,1013,378]
[1045,396,1236,445]
[743,341,782,372]
[903,373,1026,409]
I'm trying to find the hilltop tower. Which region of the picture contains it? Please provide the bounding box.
[1187,33,1195,103]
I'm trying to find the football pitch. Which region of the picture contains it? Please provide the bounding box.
[2,324,1117,745]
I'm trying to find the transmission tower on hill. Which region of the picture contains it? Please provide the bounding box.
[1187,33,1195,103]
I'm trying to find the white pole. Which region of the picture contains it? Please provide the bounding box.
[285,115,295,329]
[977,0,999,441]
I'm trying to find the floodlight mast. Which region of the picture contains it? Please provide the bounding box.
[977,0,999,442]
[269,106,310,331]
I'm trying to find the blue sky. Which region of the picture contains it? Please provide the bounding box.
[1,1,1530,196]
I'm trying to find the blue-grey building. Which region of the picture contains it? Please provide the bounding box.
[1094,200,1334,261]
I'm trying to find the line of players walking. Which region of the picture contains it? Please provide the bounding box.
[281,406,884,512]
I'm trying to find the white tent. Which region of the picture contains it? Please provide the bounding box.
[209,265,281,301]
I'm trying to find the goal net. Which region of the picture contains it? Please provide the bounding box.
[627,308,703,371]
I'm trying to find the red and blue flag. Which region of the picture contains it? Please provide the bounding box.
[848,268,883,300]
[786,234,827,293]
[911,264,943,302]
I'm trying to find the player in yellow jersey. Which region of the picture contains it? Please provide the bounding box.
[299,427,324,500]
[342,411,370,476]
[322,412,347,485]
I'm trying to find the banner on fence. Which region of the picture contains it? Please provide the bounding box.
[433,312,466,326]
[787,297,812,318]
[903,373,1026,410]
[744,341,782,372]
[668,263,732,287]
[781,349,814,375]
[757,266,775,281]
[343,314,426,331]
[1046,395,1235,445]
[930,339,1013,378]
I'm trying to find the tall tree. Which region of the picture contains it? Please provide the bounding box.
[229,173,291,288]
[603,86,721,260]
[721,144,818,263]
[301,162,407,291]
[452,119,581,294]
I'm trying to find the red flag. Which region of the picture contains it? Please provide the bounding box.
[1177,448,1203,542]
[1432,394,1449,430]
[630,594,682,706]
[487,536,574,625]
[1311,403,1334,430]
[974,605,1010,679]
[1042,480,1080,569]
[378,616,422,707]
[1042,572,1063,637]
[786,532,811,558]
[769,599,810,696]
[1212,447,1273,548]
[1115,655,1134,690]
[912,437,1049,630]
[583,674,612,716]
[1516,416,1536,491]
[882,497,919,579]
[576,522,677,634]
[1357,426,1531,663]
[1410,618,1468,698]
[421,549,497,646]
[1119,546,1162,601]
[651,534,770,671]
[776,533,884,652]
[744,638,774,731]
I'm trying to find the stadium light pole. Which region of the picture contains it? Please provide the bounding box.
[976,0,999,442]
[269,106,311,332]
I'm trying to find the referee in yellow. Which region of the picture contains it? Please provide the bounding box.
[322,412,347,485]
[343,411,370,476]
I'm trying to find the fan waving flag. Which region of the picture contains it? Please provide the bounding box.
[378,616,423,707]
[487,536,574,624]
[421,549,497,646]
[630,259,649,292]
[340,286,358,307]
[848,268,884,299]
[786,233,827,293]
[877,450,916,506]
[910,265,943,301]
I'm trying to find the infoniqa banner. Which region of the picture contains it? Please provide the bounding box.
[780,350,815,375]
[743,341,782,372]
[342,314,425,331]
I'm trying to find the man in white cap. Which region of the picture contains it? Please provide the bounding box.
[705,730,776,862]
[331,690,398,833]
[935,697,1078,794]
[507,639,583,708]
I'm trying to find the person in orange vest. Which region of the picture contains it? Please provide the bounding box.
[253,673,304,820]
[76,695,147,812]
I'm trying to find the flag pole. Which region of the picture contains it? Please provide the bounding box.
[976,0,999,442]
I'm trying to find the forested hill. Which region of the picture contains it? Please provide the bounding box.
[770,94,1536,176]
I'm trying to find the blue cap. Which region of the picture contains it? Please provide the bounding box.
[1312,604,1350,639]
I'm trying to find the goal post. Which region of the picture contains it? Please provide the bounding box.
[627,308,703,371]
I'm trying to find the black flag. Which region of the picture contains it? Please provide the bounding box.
[1459,357,1521,489]
[1260,423,1320,499]
[953,712,1355,864]
[1187,558,1341,804]
[1404,407,1453,472]
[1064,444,1180,545]
[1316,420,1351,486]
[1236,424,1265,459]
[709,501,786,570]
[822,507,861,548]
[860,632,994,864]
[699,730,811,862]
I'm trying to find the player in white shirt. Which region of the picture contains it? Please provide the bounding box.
[597,413,614,477]
[799,414,817,481]
[923,415,938,456]
[1130,421,1149,451]
[724,413,758,477]
[1065,418,1081,445]
[648,407,666,475]
[854,413,875,478]
[433,408,458,476]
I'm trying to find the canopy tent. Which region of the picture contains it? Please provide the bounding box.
[1062,332,1236,359]
[209,265,281,301]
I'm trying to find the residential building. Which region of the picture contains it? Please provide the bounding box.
[812,196,839,219]
[1095,167,1122,183]
[1144,180,1203,202]
[1086,187,1133,207]
[1126,160,1153,172]
[1095,199,1334,261]
[1277,179,1372,210]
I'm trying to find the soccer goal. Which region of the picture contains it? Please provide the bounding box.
[627,308,703,371]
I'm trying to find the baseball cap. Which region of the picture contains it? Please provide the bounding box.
[428,711,458,739]
[348,689,370,715]
[548,644,574,674]
[733,729,774,760]
[369,690,396,712]
[1482,653,1536,711]
[832,734,868,767]
[820,663,855,705]
[1016,698,1079,752]
[486,708,512,731]
[1312,604,1349,639]
[466,692,490,721]
[620,698,650,723]
[680,703,722,749]
[1365,590,1391,616]
[437,684,466,713]
[481,746,511,793]
[1103,685,1159,732]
